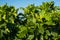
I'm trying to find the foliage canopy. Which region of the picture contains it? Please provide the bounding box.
[0,1,60,40]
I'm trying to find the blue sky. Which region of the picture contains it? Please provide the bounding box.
[0,0,60,8]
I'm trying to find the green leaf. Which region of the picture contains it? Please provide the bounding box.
[46,30,51,36]
[27,35,34,40]
[38,26,44,34]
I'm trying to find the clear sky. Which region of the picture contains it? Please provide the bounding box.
[0,0,60,8]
